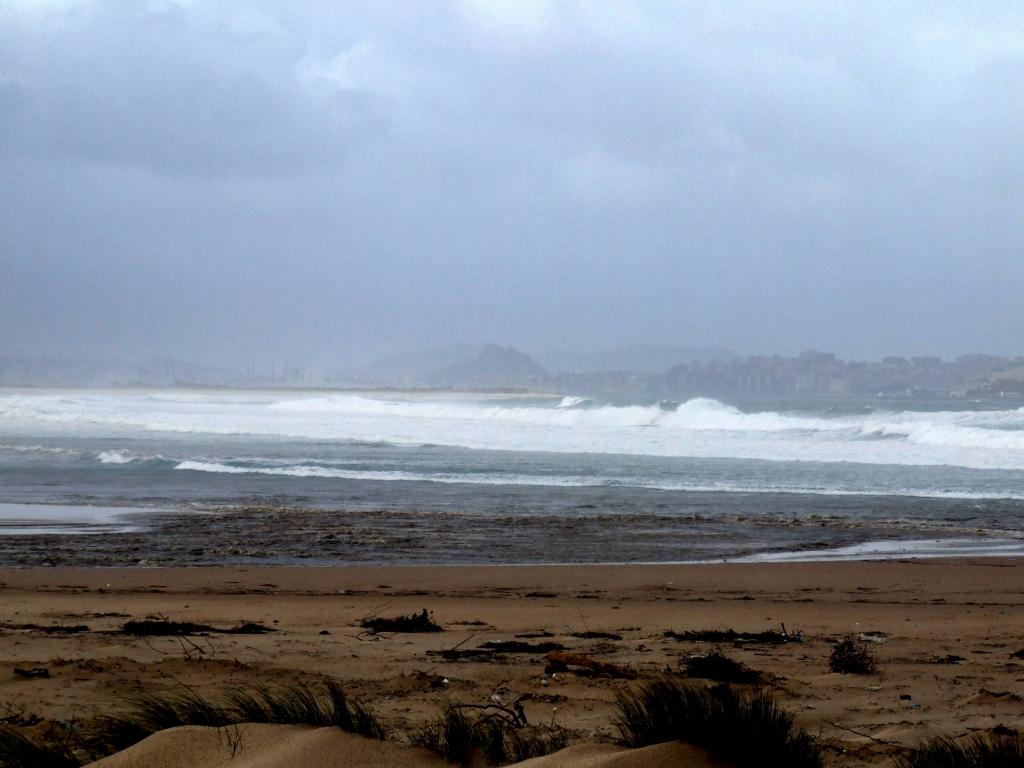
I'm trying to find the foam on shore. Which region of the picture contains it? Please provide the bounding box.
[0,502,149,535]
[737,536,1024,562]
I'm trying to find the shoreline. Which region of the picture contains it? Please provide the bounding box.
[3,501,1024,567]
[2,546,1024,567]
[3,556,1023,590]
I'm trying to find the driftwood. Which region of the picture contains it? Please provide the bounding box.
[0,623,89,634]
[121,619,274,636]
[428,647,498,661]
[427,638,566,660]
[13,667,49,679]
[570,631,623,640]
[427,634,499,661]
[481,640,565,654]
[545,651,636,679]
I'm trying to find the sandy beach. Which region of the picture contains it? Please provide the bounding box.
[2,560,1023,766]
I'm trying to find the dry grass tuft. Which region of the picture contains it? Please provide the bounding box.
[614,679,822,768]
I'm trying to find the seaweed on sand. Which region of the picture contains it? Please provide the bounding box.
[828,638,878,674]
[683,650,763,684]
[664,628,790,645]
[120,618,274,636]
[361,609,442,633]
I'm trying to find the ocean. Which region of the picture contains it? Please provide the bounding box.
[1,388,1023,565]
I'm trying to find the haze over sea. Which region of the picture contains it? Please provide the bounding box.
[0,388,1022,564]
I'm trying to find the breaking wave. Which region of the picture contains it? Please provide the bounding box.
[2,391,1024,470]
[170,459,1023,499]
[0,443,79,456]
[98,450,134,464]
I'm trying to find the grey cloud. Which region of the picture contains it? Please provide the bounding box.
[1,1,1023,367]
[0,3,387,176]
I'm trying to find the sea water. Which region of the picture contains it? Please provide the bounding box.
[1,388,1022,563]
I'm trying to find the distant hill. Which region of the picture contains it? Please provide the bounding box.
[343,344,482,387]
[340,343,733,389]
[423,344,547,389]
[535,344,736,374]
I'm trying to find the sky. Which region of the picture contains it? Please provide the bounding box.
[1,0,1022,369]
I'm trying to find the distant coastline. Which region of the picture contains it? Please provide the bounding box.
[4,346,1023,402]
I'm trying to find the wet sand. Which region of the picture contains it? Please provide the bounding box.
[3,499,1020,567]
[2,560,1024,766]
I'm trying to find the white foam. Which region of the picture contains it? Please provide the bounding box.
[98,450,134,464]
[0,502,147,535]
[3,390,1024,471]
[556,396,592,409]
[169,458,1024,499]
[0,443,78,455]
[174,460,612,487]
[735,537,1024,562]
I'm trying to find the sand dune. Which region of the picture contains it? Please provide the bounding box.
[516,741,714,767]
[87,725,713,768]
[88,725,444,768]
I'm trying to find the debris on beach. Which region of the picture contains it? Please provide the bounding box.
[828,638,878,674]
[664,628,791,645]
[858,631,888,643]
[428,646,497,661]
[683,650,763,684]
[0,622,90,634]
[480,640,566,654]
[12,667,49,679]
[361,609,442,634]
[427,637,566,661]
[545,651,636,678]
[120,618,275,636]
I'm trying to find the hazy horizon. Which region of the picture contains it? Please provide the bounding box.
[3,340,1023,378]
[2,2,1023,369]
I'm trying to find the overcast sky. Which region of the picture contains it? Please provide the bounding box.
[1,0,1022,368]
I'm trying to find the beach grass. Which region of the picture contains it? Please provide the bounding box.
[412,703,568,766]
[0,679,385,767]
[0,724,79,768]
[895,732,1024,768]
[221,680,385,737]
[101,678,387,749]
[614,679,822,768]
